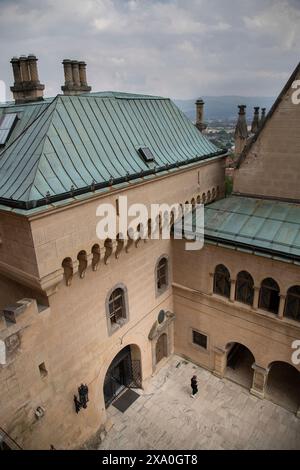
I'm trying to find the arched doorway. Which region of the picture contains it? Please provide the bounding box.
[103,345,142,408]
[225,342,255,389]
[156,333,168,364]
[266,361,300,413]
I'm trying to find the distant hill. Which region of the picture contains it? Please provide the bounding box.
[174,96,275,123]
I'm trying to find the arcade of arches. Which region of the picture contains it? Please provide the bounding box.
[213,342,300,415]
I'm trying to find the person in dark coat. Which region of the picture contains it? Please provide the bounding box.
[191,375,198,397]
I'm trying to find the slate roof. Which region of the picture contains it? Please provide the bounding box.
[179,196,300,263]
[235,62,300,169]
[0,92,226,210]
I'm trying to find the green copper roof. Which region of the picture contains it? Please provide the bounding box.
[180,196,300,263]
[0,92,225,209]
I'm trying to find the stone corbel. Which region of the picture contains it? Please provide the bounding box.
[92,245,101,271]
[115,237,125,259]
[125,236,134,253]
[77,251,88,279]
[104,239,117,264]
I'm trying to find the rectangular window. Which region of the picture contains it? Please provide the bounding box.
[192,330,207,349]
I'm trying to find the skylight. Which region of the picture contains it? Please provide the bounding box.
[138,147,155,163]
[0,113,18,146]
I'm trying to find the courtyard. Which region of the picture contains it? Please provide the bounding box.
[99,355,300,450]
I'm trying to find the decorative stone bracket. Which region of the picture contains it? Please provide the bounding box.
[148,311,175,341]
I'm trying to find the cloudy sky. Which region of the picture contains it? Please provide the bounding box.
[0,0,299,100]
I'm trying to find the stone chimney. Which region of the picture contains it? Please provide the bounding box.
[61,59,91,95]
[260,108,266,127]
[10,55,45,104]
[234,105,248,156]
[195,98,206,132]
[251,106,260,134]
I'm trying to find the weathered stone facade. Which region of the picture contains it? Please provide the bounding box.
[0,159,224,449]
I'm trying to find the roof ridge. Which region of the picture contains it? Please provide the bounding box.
[26,96,61,200]
[235,61,300,169]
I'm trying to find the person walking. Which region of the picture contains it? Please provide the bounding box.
[191,375,198,398]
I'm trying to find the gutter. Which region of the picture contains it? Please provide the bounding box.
[0,149,228,211]
[204,234,300,265]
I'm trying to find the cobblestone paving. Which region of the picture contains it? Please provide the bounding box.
[99,355,300,450]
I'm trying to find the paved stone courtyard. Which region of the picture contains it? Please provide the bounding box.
[99,355,300,450]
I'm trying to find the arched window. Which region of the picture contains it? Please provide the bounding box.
[213,264,230,298]
[156,256,169,295]
[235,271,254,306]
[259,278,280,314]
[284,286,300,322]
[107,287,128,329]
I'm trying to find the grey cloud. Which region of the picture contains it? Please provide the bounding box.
[0,0,299,100]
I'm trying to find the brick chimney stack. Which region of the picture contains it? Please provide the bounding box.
[195,98,207,132]
[10,55,45,104]
[234,105,248,156]
[251,106,260,134]
[61,59,91,95]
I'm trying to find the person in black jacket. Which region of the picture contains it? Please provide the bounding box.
[191,375,198,398]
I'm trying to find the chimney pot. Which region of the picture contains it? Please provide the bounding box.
[10,57,22,85]
[61,59,91,95]
[72,60,81,87]
[19,56,30,82]
[27,55,40,83]
[251,106,260,134]
[10,54,44,104]
[62,59,74,87]
[195,98,206,132]
[78,61,88,87]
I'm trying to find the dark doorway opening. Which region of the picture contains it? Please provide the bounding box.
[225,342,255,389]
[104,345,142,408]
[266,361,300,413]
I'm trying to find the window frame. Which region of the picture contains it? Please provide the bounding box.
[191,328,209,352]
[235,271,254,306]
[155,255,170,296]
[106,283,129,336]
[213,264,231,299]
[284,285,300,322]
[258,278,280,315]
